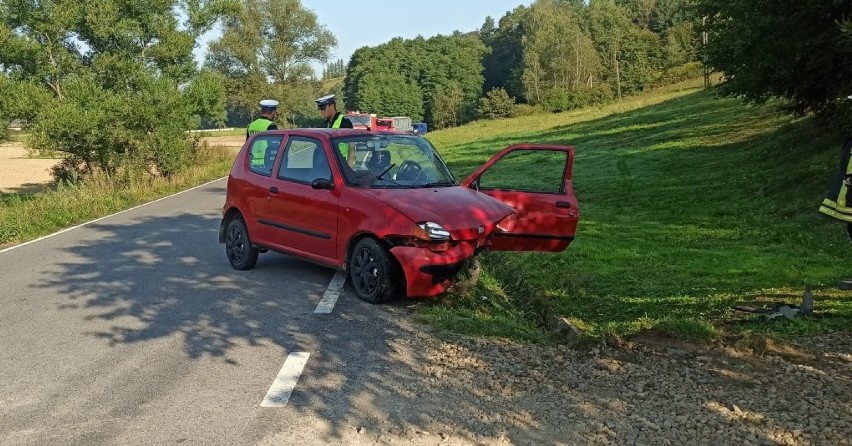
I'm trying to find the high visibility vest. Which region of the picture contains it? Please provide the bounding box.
[327,113,345,129]
[819,137,852,222]
[328,113,349,159]
[247,118,274,167]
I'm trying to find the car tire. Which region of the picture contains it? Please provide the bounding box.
[349,238,397,304]
[225,217,259,271]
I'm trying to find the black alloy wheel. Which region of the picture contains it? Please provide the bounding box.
[349,238,397,303]
[225,218,259,271]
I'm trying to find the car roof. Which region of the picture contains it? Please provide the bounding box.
[262,128,410,137]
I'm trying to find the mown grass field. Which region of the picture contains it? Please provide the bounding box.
[420,79,852,343]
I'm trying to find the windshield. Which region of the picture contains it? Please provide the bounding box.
[331,134,456,188]
[347,114,372,128]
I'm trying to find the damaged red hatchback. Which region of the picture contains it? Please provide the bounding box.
[220,129,579,303]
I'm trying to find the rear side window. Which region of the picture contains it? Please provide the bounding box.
[247,135,283,176]
[277,136,332,184]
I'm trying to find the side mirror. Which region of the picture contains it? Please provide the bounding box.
[311,178,334,190]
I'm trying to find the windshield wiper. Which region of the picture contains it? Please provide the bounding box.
[371,163,415,189]
[375,163,396,181]
[420,180,456,188]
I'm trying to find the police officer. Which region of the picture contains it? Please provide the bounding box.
[247,99,279,139]
[246,99,279,167]
[316,94,352,129]
[315,94,355,166]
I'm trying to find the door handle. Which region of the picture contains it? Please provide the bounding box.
[269,186,278,195]
[555,201,572,208]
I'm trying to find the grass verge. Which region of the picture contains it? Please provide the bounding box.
[0,144,235,247]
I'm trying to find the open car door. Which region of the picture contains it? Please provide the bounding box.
[461,144,579,252]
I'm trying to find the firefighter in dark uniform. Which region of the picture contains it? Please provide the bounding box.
[316,94,355,166]
[246,99,279,167]
[819,137,852,239]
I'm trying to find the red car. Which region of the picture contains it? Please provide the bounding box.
[220,129,579,303]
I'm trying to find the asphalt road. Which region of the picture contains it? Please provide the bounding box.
[0,178,428,445]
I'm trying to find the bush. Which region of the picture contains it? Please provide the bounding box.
[514,103,546,117]
[27,73,223,180]
[656,62,704,86]
[477,88,517,119]
[541,86,614,112]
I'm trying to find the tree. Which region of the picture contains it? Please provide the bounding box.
[344,33,486,125]
[0,74,11,141]
[480,6,528,100]
[206,0,336,125]
[477,87,517,119]
[431,83,466,129]
[699,0,852,117]
[322,59,345,80]
[521,0,602,110]
[0,0,235,177]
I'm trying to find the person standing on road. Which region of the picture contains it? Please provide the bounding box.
[246,99,279,168]
[316,94,355,166]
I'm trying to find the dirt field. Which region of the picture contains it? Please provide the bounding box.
[0,142,60,194]
[0,135,245,195]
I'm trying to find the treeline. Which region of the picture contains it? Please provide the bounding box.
[343,0,701,129]
[2,0,849,183]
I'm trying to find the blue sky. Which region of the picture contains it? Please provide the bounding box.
[196,0,531,74]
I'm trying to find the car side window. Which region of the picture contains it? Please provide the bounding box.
[247,135,283,177]
[277,136,332,184]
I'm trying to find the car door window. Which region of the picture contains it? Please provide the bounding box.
[248,135,283,176]
[479,150,567,193]
[277,136,332,183]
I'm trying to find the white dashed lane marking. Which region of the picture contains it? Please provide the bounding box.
[260,352,310,407]
[314,271,347,314]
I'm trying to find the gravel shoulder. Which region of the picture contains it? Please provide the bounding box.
[338,329,851,446]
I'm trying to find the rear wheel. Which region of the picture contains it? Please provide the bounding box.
[349,238,397,304]
[225,217,258,270]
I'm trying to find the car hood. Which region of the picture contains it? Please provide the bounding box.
[360,186,514,240]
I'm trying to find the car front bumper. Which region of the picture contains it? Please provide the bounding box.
[390,241,478,297]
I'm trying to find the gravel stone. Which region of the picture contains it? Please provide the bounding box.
[359,331,852,445]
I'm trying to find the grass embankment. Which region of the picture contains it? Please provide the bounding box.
[421,79,852,343]
[0,145,236,247]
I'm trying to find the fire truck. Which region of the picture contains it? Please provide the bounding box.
[345,112,377,130]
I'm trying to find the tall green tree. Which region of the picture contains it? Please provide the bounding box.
[0,0,234,177]
[699,0,852,118]
[206,0,336,125]
[480,6,528,100]
[521,0,601,109]
[344,33,486,125]
[0,74,11,141]
[322,58,345,80]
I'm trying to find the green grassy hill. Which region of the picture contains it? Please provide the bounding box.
[421,79,852,343]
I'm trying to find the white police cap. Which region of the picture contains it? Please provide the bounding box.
[259,99,279,109]
[315,94,336,107]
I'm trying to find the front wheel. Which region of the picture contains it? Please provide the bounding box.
[349,238,397,304]
[225,217,259,270]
